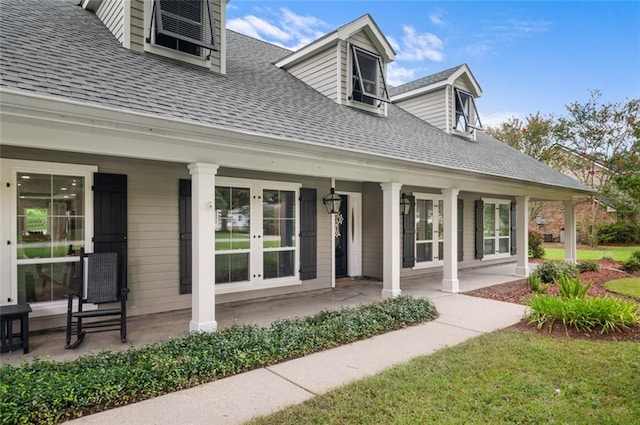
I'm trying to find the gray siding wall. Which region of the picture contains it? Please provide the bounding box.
[288,47,338,101]
[395,88,447,131]
[96,0,124,44]
[2,147,332,330]
[129,0,222,72]
[361,182,383,279]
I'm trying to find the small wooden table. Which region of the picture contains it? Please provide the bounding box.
[1,304,32,354]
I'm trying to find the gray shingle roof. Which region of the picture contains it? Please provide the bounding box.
[0,0,591,192]
[389,65,464,97]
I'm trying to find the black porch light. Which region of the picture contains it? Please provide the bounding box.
[323,188,342,214]
[400,193,411,215]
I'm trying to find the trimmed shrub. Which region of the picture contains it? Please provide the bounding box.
[526,294,640,333]
[533,261,578,284]
[577,260,600,273]
[597,220,640,244]
[600,254,614,262]
[0,296,437,425]
[527,274,549,294]
[528,231,545,259]
[620,258,640,273]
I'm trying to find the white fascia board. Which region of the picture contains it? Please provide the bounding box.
[276,14,395,69]
[0,89,590,200]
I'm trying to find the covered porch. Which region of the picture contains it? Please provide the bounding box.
[1,263,525,366]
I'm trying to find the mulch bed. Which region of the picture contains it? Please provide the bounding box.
[464,260,640,342]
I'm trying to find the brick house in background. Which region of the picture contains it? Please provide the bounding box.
[529,145,617,243]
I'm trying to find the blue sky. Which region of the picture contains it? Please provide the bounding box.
[227,1,640,127]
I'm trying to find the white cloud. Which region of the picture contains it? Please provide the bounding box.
[481,111,524,129]
[429,13,445,26]
[227,15,291,41]
[387,63,417,87]
[227,8,328,51]
[395,25,444,62]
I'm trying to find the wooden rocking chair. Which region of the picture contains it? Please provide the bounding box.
[65,248,127,349]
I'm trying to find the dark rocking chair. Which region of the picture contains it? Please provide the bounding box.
[65,248,127,349]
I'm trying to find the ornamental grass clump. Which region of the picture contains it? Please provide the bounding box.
[0,296,437,425]
[526,295,639,333]
[620,251,640,273]
[527,274,549,294]
[556,275,591,299]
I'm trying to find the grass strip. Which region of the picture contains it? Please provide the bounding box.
[0,296,436,425]
[248,329,640,425]
[604,278,640,300]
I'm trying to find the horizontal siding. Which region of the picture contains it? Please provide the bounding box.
[96,0,124,45]
[130,0,144,51]
[395,88,447,131]
[288,46,337,101]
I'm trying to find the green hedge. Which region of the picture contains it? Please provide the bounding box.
[0,296,437,425]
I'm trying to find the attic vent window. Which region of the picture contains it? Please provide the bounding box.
[350,45,390,107]
[148,0,216,57]
[454,88,482,133]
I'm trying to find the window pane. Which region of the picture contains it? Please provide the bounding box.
[416,242,432,263]
[17,174,85,260]
[498,238,510,254]
[438,241,444,261]
[484,239,495,255]
[263,250,294,279]
[483,203,495,238]
[263,190,296,248]
[416,200,433,242]
[215,186,250,250]
[498,204,510,237]
[17,261,76,303]
[215,253,249,284]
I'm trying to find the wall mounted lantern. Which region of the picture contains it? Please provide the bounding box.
[400,193,411,215]
[323,188,342,214]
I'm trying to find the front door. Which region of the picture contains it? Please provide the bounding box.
[334,195,348,277]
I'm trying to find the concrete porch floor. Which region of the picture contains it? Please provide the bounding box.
[0,263,526,366]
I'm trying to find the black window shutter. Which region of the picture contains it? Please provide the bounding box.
[510,202,517,255]
[474,200,484,259]
[93,173,128,293]
[299,188,317,280]
[402,195,416,268]
[179,179,192,294]
[457,199,464,261]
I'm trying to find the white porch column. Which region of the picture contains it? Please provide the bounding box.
[515,196,530,277]
[564,199,577,264]
[441,188,459,293]
[380,182,402,298]
[188,162,219,332]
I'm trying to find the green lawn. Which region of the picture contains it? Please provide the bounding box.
[605,278,640,300]
[249,329,640,425]
[543,245,640,262]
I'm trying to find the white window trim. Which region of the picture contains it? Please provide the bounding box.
[413,193,444,269]
[0,159,97,317]
[481,197,512,260]
[143,0,212,68]
[453,87,482,140]
[347,43,388,114]
[214,177,302,294]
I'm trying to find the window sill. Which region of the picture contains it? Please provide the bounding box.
[347,99,385,115]
[412,261,444,270]
[215,278,302,295]
[451,129,476,140]
[28,299,97,318]
[144,43,211,69]
[482,253,513,261]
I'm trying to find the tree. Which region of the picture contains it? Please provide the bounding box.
[554,91,639,245]
[485,113,557,228]
[485,113,556,162]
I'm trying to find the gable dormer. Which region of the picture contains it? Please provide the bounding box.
[276,15,395,116]
[390,64,482,139]
[82,0,226,74]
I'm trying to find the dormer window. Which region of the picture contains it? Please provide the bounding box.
[148,0,216,57]
[454,88,482,132]
[350,45,390,106]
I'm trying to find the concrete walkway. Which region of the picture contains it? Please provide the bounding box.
[65,294,526,425]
